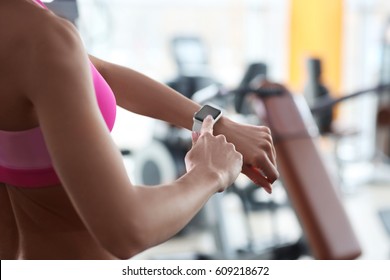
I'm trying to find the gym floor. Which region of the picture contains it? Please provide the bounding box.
[123,138,390,261]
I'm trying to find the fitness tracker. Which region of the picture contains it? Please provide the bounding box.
[192,105,222,132]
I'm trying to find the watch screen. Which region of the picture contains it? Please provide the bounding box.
[195,105,221,121]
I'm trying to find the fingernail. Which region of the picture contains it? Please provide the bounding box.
[264,187,272,194]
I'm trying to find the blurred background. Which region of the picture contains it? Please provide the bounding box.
[45,0,390,260]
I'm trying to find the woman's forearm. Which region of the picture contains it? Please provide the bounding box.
[129,166,220,253]
[101,60,201,130]
[92,56,234,137]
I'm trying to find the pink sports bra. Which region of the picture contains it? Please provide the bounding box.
[0,0,117,187]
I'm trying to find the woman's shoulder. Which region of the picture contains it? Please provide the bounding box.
[29,11,81,53]
[1,2,81,67]
[1,3,86,100]
[2,1,77,41]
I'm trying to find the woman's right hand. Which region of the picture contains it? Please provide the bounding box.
[185,116,243,192]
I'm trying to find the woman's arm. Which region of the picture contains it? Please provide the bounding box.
[24,18,241,259]
[89,56,279,192]
[89,55,200,130]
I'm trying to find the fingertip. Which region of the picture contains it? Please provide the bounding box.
[269,170,280,184]
[204,115,214,126]
[206,115,216,124]
[264,186,272,194]
[201,115,215,134]
[256,181,272,194]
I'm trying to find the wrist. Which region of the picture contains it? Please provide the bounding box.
[213,116,236,141]
[185,165,223,194]
[213,116,244,165]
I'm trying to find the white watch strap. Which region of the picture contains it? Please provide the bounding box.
[192,119,203,132]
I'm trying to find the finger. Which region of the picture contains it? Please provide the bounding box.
[263,135,277,167]
[200,115,214,135]
[271,144,277,166]
[255,155,279,183]
[267,134,277,166]
[242,165,273,194]
[261,127,277,166]
[192,131,200,146]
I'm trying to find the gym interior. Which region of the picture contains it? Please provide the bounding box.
[47,0,390,260]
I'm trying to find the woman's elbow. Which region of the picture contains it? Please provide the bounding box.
[107,240,146,260]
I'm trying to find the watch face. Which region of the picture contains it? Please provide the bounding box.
[194,105,221,121]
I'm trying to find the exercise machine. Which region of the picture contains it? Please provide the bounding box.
[241,81,362,259]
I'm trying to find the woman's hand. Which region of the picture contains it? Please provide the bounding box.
[215,118,279,194]
[185,116,243,192]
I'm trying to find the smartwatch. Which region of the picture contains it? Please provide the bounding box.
[192,105,222,132]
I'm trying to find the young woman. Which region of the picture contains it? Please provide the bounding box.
[0,0,278,259]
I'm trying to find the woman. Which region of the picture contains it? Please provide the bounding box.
[0,0,278,259]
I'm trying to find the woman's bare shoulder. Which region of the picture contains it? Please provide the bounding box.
[1,1,78,46]
[26,12,81,58]
[0,2,83,87]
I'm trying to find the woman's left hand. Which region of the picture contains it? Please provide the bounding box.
[215,118,279,194]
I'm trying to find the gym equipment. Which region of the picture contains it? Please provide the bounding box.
[310,83,390,115]
[303,58,333,134]
[166,36,219,100]
[378,17,390,158]
[234,62,268,114]
[378,208,390,257]
[379,209,390,236]
[241,80,362,260]
[133,60,366,259]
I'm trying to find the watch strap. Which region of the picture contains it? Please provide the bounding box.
[192,119,203,132]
